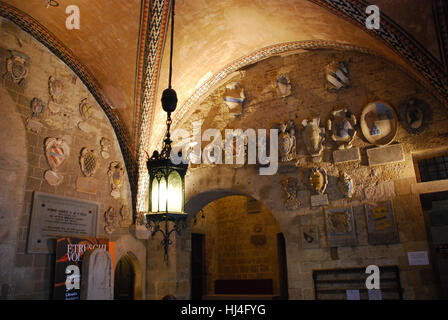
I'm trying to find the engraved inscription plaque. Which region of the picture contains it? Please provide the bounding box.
[28,192,99,253]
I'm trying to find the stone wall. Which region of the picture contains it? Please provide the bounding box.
[0,17,145,299]
[179,48,447,299]
[191,196,282,295]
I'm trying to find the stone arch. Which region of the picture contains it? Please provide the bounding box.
[114,235,146,300]
[0,87,27,299]
[114,251,143,300]
[185,166,296,240]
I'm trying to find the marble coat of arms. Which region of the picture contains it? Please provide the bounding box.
[48,76,64,110]
[108,161,125,199]
[327,208,353,234]
[302,118,325,158]
[306,167,328,195]
[78,98,93,133]
[281,177,301,210]
[5,50,29,86]
[275,74,292,98]
[104,207,118,235]
[26,98,45,133]
[79,148,98,177]
[44,137,70,186]
[100,137,112,159]
[277,120,296,162]
[223,82,245,116]
[399,99,431,135]
[327,109,357,149]
[119,205,132,227]
[326,61,350,91]
[337,171,354,198]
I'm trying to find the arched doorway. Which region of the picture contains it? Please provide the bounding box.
[190,195,288,300]
[114,254,135,300]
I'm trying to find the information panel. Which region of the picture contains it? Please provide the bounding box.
[27,192,99,253]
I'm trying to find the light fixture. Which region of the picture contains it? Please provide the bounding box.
[145,0,188,262]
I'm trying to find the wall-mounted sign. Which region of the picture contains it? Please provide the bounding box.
[27,192,99,254]
[408,251,429,266]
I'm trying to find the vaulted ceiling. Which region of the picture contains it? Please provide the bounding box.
[0,0,446,161]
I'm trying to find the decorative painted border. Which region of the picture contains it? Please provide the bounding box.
[136,0,171,212]
[433,0,448,70]
[133,0,151,152]
[0,2,139,213]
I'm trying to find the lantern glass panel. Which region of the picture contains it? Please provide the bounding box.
[151,178,159,213]
[168,171,182,213]
[159,177,167,212]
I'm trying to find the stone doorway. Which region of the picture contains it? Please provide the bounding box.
[420,191,448,299]
[114,254,135,300]
[190,195,286,299]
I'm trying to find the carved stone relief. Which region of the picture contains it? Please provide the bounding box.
[79,148,98,177]
[277,120,296,162]
[4,50,29,86]
[281,177,301,210]
[327,108,357,149]
[302,118,325,160]
[44,137,70,186]
[108,161,125,199]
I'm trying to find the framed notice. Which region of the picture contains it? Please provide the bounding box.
[27,192,99,253]
[53,237,109,300]
[325,207,357,247]
[365,201,399,245]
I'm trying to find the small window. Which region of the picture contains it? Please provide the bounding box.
[415,153,448,182]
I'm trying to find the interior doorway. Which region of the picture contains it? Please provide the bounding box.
[420,191,448,299]
[114,255,135,300]
[190,195,286,299]
[191,233,205,300]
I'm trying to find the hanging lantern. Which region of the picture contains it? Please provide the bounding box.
[145,0,188,262]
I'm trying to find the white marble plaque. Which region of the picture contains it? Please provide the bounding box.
[346,290,360,300]
[311,194,329,207]
[408,251,429,266]
[28,192,99,253]
[367,144,404,166]
[333,147,360,163]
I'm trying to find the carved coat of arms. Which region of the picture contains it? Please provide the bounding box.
[100,137,112,159]
[275,74,292,98]
[78,98,93,132]
[302,118,325,158]
[48,76,64,105]
[281,177,301,210]
[307,167,328,195]
[326,61,350,91]
[337,171,354,198]
[5,51,29,86]
[44,138,70,186]
[79,148,98,177]
[327,209,353,234]
[45,137,70,171]
[108,161,125,199]
[327,109,357,149]
[26,98,45,133]
[119,205,132,227]
[104,207,118,235]
[399,99,431,135]
[223,82,245,116]
[277,120,296,162]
